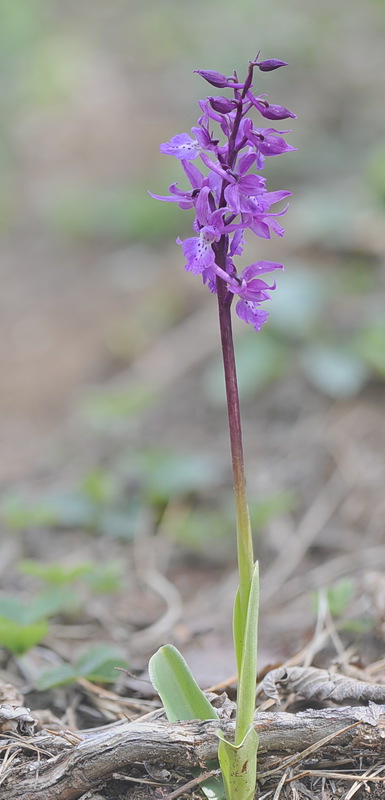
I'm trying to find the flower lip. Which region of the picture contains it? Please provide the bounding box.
[160,132,201,159]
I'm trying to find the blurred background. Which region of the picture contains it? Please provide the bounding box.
[1,0,385,698]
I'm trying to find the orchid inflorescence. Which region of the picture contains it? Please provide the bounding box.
[151,56,296,331]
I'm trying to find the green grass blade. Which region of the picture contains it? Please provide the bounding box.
[148,644,218,722]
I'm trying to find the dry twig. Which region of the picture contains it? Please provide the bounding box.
[2,704,385,799]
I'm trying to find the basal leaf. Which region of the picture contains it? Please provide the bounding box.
[218,726,258,800]
[148,644,218,722]
[232,587,243,679]
[149,645,223,800]
[236,562,259,743]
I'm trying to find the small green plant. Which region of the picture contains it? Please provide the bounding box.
[0,595,50,655]
[0,560,124,659]
[19,560,93,585]
[0,587,84,655]
[0,617,48,655]
[35,644,128,690]
[148,56,296,800]
[19,558,123,594]
[325,579,354,619]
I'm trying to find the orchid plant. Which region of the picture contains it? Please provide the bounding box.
[149,56,295,800]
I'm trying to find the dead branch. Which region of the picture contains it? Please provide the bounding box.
[2,704,385,800]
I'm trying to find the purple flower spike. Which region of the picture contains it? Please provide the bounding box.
[151,56,295,332]
[256,59,288,72]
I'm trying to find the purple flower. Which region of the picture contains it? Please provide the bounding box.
[177,186,242,275]
[151,56,295,332]
[178,229,217,275]
[230,261,283,329]
[244,120,296,160]
[149,160,207,209]
[231,261,283,301]
[236,302,269,331]
[160,132,201,160]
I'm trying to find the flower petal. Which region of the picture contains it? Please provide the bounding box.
[236,300,269,331]
[178,231,215,275]
[160,132,201,160]
[241,261,283,281]
[182,160,205,188]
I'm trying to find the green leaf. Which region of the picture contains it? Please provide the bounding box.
[355,323,385,377]
[232,587,243,680]
[149,645,223,800]
[0,588,78,631]
[81,469,116,505]
[149,644,218,722]
[1,493,59,529]
[249,490,298,531]
[235,562,259,743]
[124,449,219,504]
[301,344,369,398]
[36,646,128,690]
[340,618,374,634]
[367,144,385,205]
[97,507,139,540]
[75,644,128,682]
[28,586,80,621]
[218,726,258,800]
[1,491,97,531]
[0,596,30,624]
[35,663,78,690]
[18,559,93,585]
[84,562,122,593]
[0,618,48,655]
[326,579,354,618]
[168,507,232,553]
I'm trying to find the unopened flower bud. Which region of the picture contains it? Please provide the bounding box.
[194,70,245,89]
[209,96,236,114]
[247,93,296,120]
[194,70,230,87]
[256,59,288,72]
